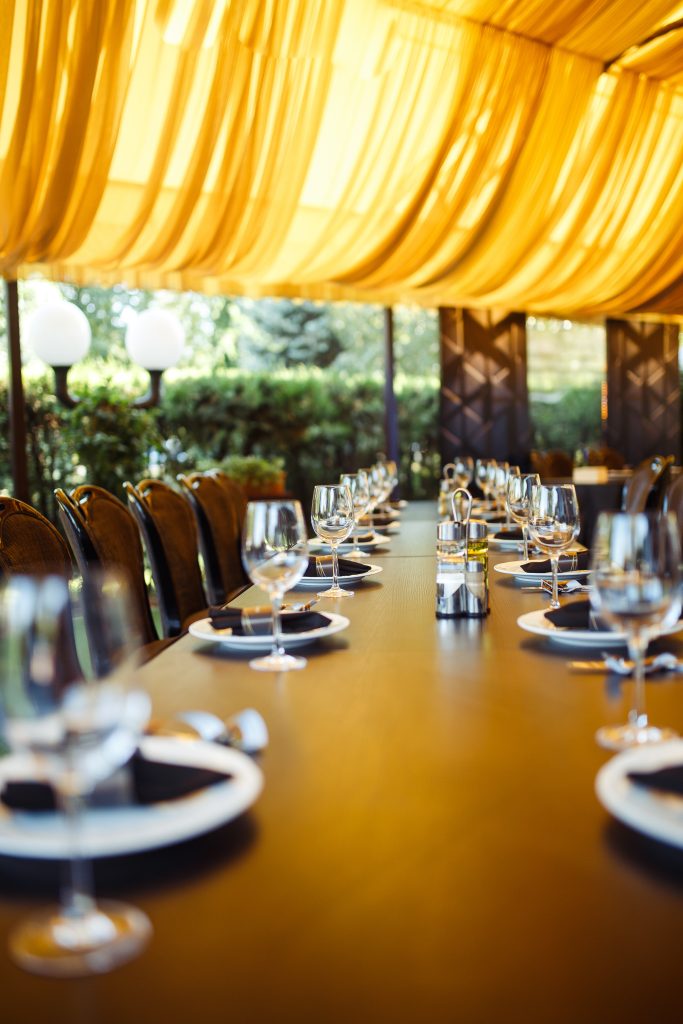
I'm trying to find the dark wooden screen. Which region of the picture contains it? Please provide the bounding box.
[605,318,680,464]
[439,307,530,464]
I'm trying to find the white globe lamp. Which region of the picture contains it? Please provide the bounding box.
[125,309,185,407]
[25,301,91,407]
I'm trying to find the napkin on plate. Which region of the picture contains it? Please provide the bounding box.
[208,606,330,635]
[1,750,232,812]
[521,551,590,574]
[627,765,683,797]
[544,599,606,630]
[493,526,524,540]
[304,555,371,578]
[359,515,395,528]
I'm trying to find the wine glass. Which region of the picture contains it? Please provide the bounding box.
[528,484,580,608]
[311,485,355,599]
[340,470,371,563]
[475,459,496,506]
[506,473,541,559]
[591,512,681,750]
[241,500,309,672]
[453,456,474,490]
[0,572,152,977]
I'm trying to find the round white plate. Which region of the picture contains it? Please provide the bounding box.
[309,534,390,553]
[188,612,350,651]
[294,564,383,589]
[494,559,591,582]
[517,608,682,648]
[0,736,263,860]
[596,741,683,849]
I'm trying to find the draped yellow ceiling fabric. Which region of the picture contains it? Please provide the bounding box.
[4,0,683,316]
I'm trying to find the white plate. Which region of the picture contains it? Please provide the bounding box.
[596,741,683,849]
[494,559,591,582]
[517,608,682,648]
[293,564,383,589]
[309,534,390,553]
[489,535,525,550]
[0,737,263,860]
[188,612,350,651]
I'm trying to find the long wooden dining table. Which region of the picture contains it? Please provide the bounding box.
[2,501,683,1022]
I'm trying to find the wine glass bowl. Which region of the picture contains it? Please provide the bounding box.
[241,500,309,671]
[505,473,540,558]
[311,485,355,599]
[591,512,681,749]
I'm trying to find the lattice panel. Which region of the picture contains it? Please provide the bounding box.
[439,308,531,463]
[605,319,681,464]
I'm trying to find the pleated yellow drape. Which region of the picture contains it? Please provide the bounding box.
[3,0,683,316]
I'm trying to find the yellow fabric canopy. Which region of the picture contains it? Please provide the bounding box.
[3,0,683,316]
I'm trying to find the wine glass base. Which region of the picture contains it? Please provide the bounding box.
[595,723,678,751]
[9,899,152,978]
[249,653,307,672]
[316,586,354,599]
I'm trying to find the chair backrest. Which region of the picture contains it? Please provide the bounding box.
[207,470,248,525]
[663,471,683,539]
[125,479,206,636]
[0,496,81,684]
[178,472,247,604]
[55,485,159,649]
[621,455,674,513]
[0,496,73,578]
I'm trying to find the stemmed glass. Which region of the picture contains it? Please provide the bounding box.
[528,484,580,608]
[453,456,474,490]
[311,485,355,599]
[0,572,152,977]
[506,473,540,559]
[340,470,371,564]
[241,500,309,672]
[591,512,681,750]
[475,459,496,506]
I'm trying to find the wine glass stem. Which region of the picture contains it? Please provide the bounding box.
[331,544,339,590]
[550,555,560,608]
[271,592,284,659]
[522,523,529,561]
[627,632,648,730]
[59,788,96,920]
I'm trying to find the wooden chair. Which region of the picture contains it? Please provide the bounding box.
[55,485,174,668]
[621,455,674,513]
[177,472,248,605]
[125,479,208,636]
[0,496,82,684]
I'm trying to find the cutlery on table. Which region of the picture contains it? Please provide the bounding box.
[520,579,588,594]
[569,653,682,675]
[149,708,269,753]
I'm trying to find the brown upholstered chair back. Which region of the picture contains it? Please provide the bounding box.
[125,479,206,636]
[0,497,73,578]
[622,455,674,513]
[208,471,248,525]
[178,473,247,604]
[56,485,158,647]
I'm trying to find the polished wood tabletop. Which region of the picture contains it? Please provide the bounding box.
[2,502,683,1022]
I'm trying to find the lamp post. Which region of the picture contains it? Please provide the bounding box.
[25,301,92,408]
[125,309,185,408]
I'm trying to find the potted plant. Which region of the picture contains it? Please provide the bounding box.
[219,455,287,498]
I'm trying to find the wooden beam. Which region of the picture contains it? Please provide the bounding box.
[5,280,29,502]
[383,306,400,468]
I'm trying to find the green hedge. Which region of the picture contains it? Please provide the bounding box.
[0,369,440,520]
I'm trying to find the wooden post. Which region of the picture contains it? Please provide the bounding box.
[383,307,400,470]
[5,279,30,502]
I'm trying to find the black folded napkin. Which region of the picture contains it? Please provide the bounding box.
[304,555,371,578]
[544,599,606,631]
[521,551,590,574]
[493,527,524,540]
[359,515,395,527]
[627,765,683,796]
[208,606,330,635]
[1,750,232,813]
